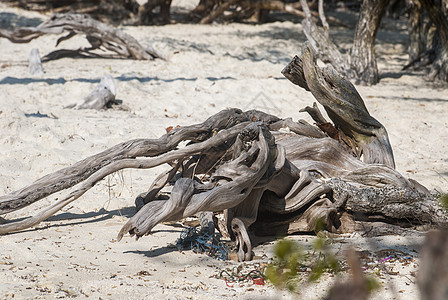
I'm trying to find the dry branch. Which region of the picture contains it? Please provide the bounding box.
[0,0,141,24]
[282,45,395,168]
[0,43,446,261]
[329,178,448,225]
[0,108,249,215]
[0,13,165,60]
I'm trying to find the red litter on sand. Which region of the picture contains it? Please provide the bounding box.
[253,277,265,285]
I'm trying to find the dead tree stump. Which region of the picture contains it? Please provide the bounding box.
[0,13,165,60]
[0,44,446,262]
[28,48,45,75]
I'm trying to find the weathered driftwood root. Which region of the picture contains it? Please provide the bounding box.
[0,118,252,235]
[329,179,447,225]
[282,44,395,168]
[65,74,117,110]
[299,0,355,81]
[117,123,276,243]
[28,48,45,75]
[1,43,446,262]
[0,0,141,25]
[0,108,249,215]
[0,13,165,60]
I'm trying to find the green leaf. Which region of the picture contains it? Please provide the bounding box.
[274,239,296,260]
[312,237,326,251]
[439,194,448,211]
[366,276,380,292]
[265,264,281,287]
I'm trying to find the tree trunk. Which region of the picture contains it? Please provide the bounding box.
[299,0,387,85]
[137,0,173,25]
[349,0,389,85]
[189,0,218,21]
[407,0,424,64]
[420,0,448,81]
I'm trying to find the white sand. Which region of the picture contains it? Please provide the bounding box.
[0,3,447,299]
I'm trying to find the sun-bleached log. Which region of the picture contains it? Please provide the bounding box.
[0,13,165,60]
[0,43,445,262]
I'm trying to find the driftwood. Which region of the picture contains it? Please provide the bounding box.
[28,48,45,75]
[0,0,141,25]
[0,13,165,60]
[299,0,387,85]
[73,74,117,110]
[282,43,395,168]
[1,44,446,262]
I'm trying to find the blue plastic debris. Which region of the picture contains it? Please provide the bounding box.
[176,227,229,261]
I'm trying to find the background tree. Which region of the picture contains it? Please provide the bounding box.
[349,0,389,84]
[3,0,448,83]
[405,0,448,81]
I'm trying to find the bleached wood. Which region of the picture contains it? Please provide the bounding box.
[0,108,250,215]
[282,44,395,168]
[28,48,44,75]
[0,13,165,60]
[0,44,445,262]
[75,74,116,110]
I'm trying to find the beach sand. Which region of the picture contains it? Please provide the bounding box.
[0,2,447,299]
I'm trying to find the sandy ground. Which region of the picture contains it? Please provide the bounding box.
[0,2,447,299]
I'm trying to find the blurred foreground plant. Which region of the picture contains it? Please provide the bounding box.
[265,235,341,293]
[439,193,448,211]
[266,226,379,299]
